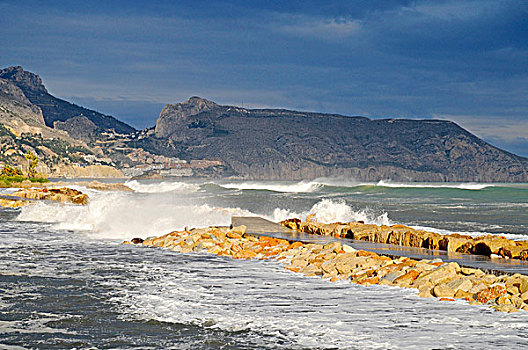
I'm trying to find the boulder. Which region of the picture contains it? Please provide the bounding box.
[393,270,420,287]
[433,284,455,298]
[446,277,473,293]
[476,285,507,303]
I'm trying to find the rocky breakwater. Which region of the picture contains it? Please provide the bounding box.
[0,197,28,208]
[125,226,528,313]
[281,219,528,261]
[11,187,88,205]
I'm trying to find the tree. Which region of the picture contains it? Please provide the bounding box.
[25,151,39,178]
[1,164,23,176]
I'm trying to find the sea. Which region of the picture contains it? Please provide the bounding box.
[1,178,528,349]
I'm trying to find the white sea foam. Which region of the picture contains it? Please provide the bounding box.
[218,180,324,193]
[125,180,200,193]
[215,178,495,192]
[269,199,393,226]
[16,191,253,240]
[112,251,528,349]
[16,190,392,241]
[376,180,493,190]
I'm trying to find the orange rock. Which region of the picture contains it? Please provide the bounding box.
[393,270,420,285]
[476,285,507,303]
[375,256,393,262]
[357,250,379,257]
[376,263,405,278]
[285,266,300,273]
[439,298,455,302]
[402,259,417,267]
[357,276,380,285]
[234,250,257,259]
[227,232,243,239]
[431,262,444,267]
[287,241,303,250]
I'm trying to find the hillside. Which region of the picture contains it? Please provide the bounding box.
[0,66,135,141]
[141,97,528,182]
[0,76,121,177]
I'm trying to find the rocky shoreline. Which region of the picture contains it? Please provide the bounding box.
[281,218,528,261]
[125,225,528,313]
[0,181,132,208]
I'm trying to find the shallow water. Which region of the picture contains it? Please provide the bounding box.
[2,179,528,348]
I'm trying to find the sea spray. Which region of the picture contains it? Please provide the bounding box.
[16,190,253,240]
[375,180,493,190]
[270,199,393,226]
[217,180,324,193]
[125,180,200,193]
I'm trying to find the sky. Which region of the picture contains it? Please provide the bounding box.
[0,0,527,156]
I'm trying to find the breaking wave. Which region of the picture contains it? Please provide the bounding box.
[269,199,393,226]
[125,180,200,193]
[375,180,493,190]
[15,189,391,241]
[16,191,253,240]
[213,178,496,193]
[217,181,324,193]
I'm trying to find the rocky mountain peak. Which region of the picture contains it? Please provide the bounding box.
[155,96,220,138]
[0,66,48,93]
[183,96,218,109]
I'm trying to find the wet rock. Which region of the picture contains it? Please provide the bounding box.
[454,290,473,299]
[302,264,323,276]
[283,219,528,261]
[493,304,519,313]
[446,277,472,293]
[413,263,458,286]
[460,267,478,275]
[393,270,420,287]
[356,276,380,285]
[13,187,89,205]
[476,285,507,303]
[418,286,434,298]
[342,244,356,253]
[382,271,406,283]
[131,238,144,244]
[290,258,309,269]
[433,284,455,298]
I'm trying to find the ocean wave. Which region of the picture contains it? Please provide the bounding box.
[125,180,200,193]
[15,190,392,241]
[212,178,497,193]
[375,180,493,190]
[269,199,393,226]
[216,181,324,193]
[16,191,253,240]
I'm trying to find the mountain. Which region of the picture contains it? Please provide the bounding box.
[142,97,528,182]
[0,73,124,177]
[0,66,135,140]
[2,66,526,182]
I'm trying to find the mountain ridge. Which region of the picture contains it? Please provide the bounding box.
[0,66,135,140]
[143,96,528,182]
[1,66,526,182]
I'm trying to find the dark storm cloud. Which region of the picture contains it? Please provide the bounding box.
[0,0,526,155]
